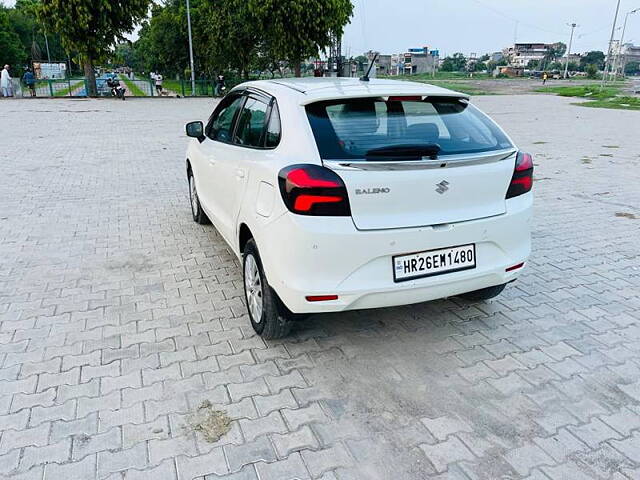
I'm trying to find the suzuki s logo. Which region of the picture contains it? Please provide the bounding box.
[435,180,450,194]
[355,187,391,195]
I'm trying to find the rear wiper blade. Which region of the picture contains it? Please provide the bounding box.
[364,144,441,161]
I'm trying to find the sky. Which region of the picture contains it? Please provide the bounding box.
[2,0,638,56]
[342,0,638,56]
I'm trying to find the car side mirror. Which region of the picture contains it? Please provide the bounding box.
[186,121,205,142]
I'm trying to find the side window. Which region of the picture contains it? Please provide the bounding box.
[233,97,269,147]
[208,95,245,142]
[265,103,281,148]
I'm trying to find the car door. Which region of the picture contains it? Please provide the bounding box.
[215,93,272,243]
[195,93,246,236]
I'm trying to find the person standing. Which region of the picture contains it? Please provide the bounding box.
[22,68,36,97]
[155,72,163,95]
[1,65,13,97]
[542,72,548,85]
[215,74,225,96]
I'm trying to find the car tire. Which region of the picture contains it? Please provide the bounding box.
[188,170,210,225]
[243,239,292,339]
[459,283,506,301]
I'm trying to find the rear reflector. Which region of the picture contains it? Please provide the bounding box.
[305,295,339,302]
[506,262,525,272]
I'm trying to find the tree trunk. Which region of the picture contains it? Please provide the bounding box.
[294,63,302,77]
[83,56,97,97]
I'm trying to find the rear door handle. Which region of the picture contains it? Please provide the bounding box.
[236,169,245,179]
[208,158,216,165]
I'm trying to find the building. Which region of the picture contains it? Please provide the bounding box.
[366,47,438,76]
[391,47,439,75]
[614,44,640,73]
[503,43,554,67]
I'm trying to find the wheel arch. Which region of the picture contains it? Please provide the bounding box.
[238,223,254,255]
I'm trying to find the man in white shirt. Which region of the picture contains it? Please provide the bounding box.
[155,73,163,94]
[1,65,13,97]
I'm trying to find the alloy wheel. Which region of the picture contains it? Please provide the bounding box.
[244,254,263,323]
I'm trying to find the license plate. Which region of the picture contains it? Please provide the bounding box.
[393,244,476,282]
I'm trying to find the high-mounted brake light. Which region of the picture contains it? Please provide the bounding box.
[506,152,534,199]
[278,164,351,216]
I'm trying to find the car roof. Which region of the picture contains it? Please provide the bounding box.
[236,77,469,104]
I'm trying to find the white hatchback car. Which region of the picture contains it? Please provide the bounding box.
[185,78,532,338]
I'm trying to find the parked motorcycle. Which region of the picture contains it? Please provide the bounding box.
[107,78,126,100]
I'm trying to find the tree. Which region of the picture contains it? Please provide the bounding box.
[440,53,467,72]
[625,61,640,75]
[580,51,605,70]
[198,0,262,79]
[527,59,540,70]
[38,0,151,96]
[585,64,598,79]
[249,0,353,77]
[0,7,25,68]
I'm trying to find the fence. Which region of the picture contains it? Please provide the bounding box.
[6,75,244,98]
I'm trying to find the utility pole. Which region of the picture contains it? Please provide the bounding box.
[614,8,640,79]
[44,29,51,63]
[564,23,578,79]
[186,0,196,96]
[602,0,622,88]
[564,23,578,80]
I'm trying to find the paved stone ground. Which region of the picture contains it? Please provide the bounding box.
[0,94,639,480]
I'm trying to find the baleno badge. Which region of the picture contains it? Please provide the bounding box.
[355,188,391,195]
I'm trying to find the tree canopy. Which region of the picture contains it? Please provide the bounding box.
[39,0,151,95]
[440,53,467,72]
[132,0,353,79]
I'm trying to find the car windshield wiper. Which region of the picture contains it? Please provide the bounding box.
[364,144,441,161]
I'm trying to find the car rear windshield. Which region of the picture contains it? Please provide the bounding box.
[305,96,513,160]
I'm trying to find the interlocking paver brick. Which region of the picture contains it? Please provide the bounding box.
[123,416,168,448]
[0,422,50,454]
[239,411,287,442]
[149,435,198,465]
[271,425,319,458]
[98,442,148,478]
[45,455,97,480]
[224,436,276,472]
[21,438,71,470]
[420,416,473,441]
[72,427,121,460]
[254,389,298,416]
[175,447,228,479]
[2,96,639,480]
[282,403,329,430]
[51,413,98,442]
[99,403,145,432]
[30,400,76,426]
[254,452,310,480]
[419,436,476,473]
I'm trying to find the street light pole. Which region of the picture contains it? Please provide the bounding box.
[615,8,640,78]
[185,0,196,96]
[602,0,622,87]
[564,23,577,79]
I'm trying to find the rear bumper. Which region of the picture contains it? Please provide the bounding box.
[259,194,532,314]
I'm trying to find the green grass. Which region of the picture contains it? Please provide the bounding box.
[52,79,84,97]
[119,76,147,96]
[535,85,621,99]
[578,96,640,110]
[536,83,640,111]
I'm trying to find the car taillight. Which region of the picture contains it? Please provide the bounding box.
[506,151,534,199]
[278,164,351,216]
